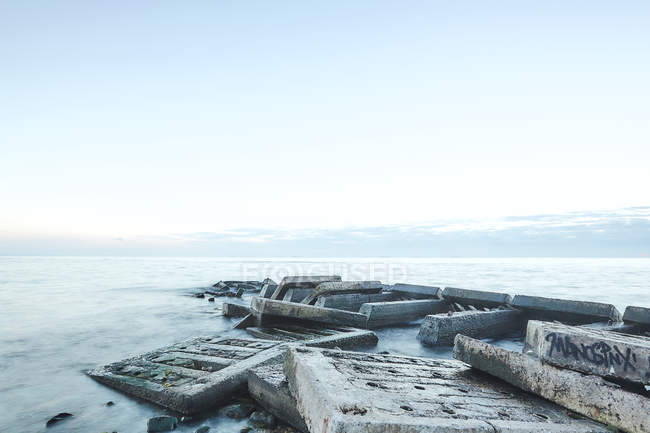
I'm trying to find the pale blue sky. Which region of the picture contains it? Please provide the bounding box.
[1,1,649,255]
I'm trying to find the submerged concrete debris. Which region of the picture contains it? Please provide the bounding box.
[283,346,609,432]
[388,282,441,298]
[524,320,650,385]
[511,294,622,324]
[454,334,649,433]
[250,297,369,328]
[270,275,342,301]
[222,301,252,318]
[418,308,523,346]
[361,299,448,327]
[441,287,513,308]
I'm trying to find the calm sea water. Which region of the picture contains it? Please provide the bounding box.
[1,257,649,433]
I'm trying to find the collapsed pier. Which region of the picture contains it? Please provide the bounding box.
[89,276,650,432]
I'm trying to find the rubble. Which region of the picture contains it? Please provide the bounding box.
[442,287,512,308]
[511,294,622,324]
[259,280,278,298]
[314,292,403,311]
[283,346,609,433]
[360,299,448,327]
[624,306,650,327]
[388,283,441,298]
[270,275,342,301]
[418,309,523,346]
[523,320,650,385]
[245,324,378,348]
[299,281,383,305]
[453,334,649,433]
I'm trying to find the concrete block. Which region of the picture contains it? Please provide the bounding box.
[245,324,378,349]
[315,292,403,312]
[88,336,286,414]
[222,302,251,317]
[524,320,650,385]
[453,335,648,433]
[511,295,622,324]
[248,364,308,433]
[624,306,650,326]
[389,283,441,298]
[442,287,512,308]
[360,299,448,328]
[418,309,523,346]
[270,275,342,301]
[283,347,608,433]
[259,282,278,298]
[251,297,369,328]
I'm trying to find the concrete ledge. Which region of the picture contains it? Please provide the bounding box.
[270,275,342,301]
[389,283,441,298]
[360,299,448,328]
[315,292,402,312]
[418,309,522,346]
[623,306,650,326]
[222,302,251,317]
[442,287,512,308]
[251,297,369,328]
[524,320,650,385]
[453,335,648,433]
[511,295,622,324]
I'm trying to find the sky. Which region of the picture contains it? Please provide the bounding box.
[1,1,649,256]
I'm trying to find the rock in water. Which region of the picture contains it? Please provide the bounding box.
[248,410,276,429]
[221,402,256,420]
[195,426,210,433]
[46,412,73,427]
[147,415,178,432]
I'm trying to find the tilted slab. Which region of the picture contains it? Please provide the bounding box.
[282,287,313,303]
[222,301,252,317]
[249,363,308,432]
[250,297,369,328]
[315,292,403,312]
[524,320,650,385]
[88,336,285,414]
[511,295,622,324]
[270,275,342,301]
[245,324,378,349]
[418,309,523,346]
[389,283,441,298]
[360,299,448,328]
[300,281,384,305]
[284,347,608,433]
[624,306,650,326]
[442,287,512,308]
[454,334,648,433]
[259,282,278,298]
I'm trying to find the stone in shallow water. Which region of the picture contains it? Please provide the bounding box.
[249,410,276,429]
[283,346,609,432]
[146,415,178,432]
[45,412,73,427]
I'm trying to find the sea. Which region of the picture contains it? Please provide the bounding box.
[1,256,649,433]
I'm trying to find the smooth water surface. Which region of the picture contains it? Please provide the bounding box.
[1,257,648,433]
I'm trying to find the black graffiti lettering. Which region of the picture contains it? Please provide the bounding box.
[545,333,638,373]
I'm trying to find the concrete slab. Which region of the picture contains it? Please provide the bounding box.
[222,302,251,318]
[248,364,308,433]
[250,297,369,328]
[418,309,523,346]
[524,320,650,385]
[454,334,649,433]
[624,306,650,326]
[442,287,512,308]
[259,282,278,298]
[88,336,286,414]
[270,275,341,301]
[284,347,608,433]
[301,281,384,305]
[282,287,313,303]
[511,295,622,324]
[389,283,441,299]
[360,299,448,328]
[315,292,403,312]
[245,324,378,349]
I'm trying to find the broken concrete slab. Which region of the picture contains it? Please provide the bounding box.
[524,320,650,385]
[250,297,369,328]
[259,281,278,298]
[624,306,650,326]
[388,283,441,299]
[270,275,342,301]
[222,302,252,318]
[442,287,512,308]
[245,324,378,349]
[88,336,286,414]
[248,364,308,433]
[360,299,448,328]
[315,292,403,312]
[453,334,648,433]
[511,295,622,324]
[300,281,384,305]
[284,347,609,433]
[282,287,313,303]
[418,309,523,346]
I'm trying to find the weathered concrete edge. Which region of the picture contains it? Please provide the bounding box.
[453,334,649,433]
